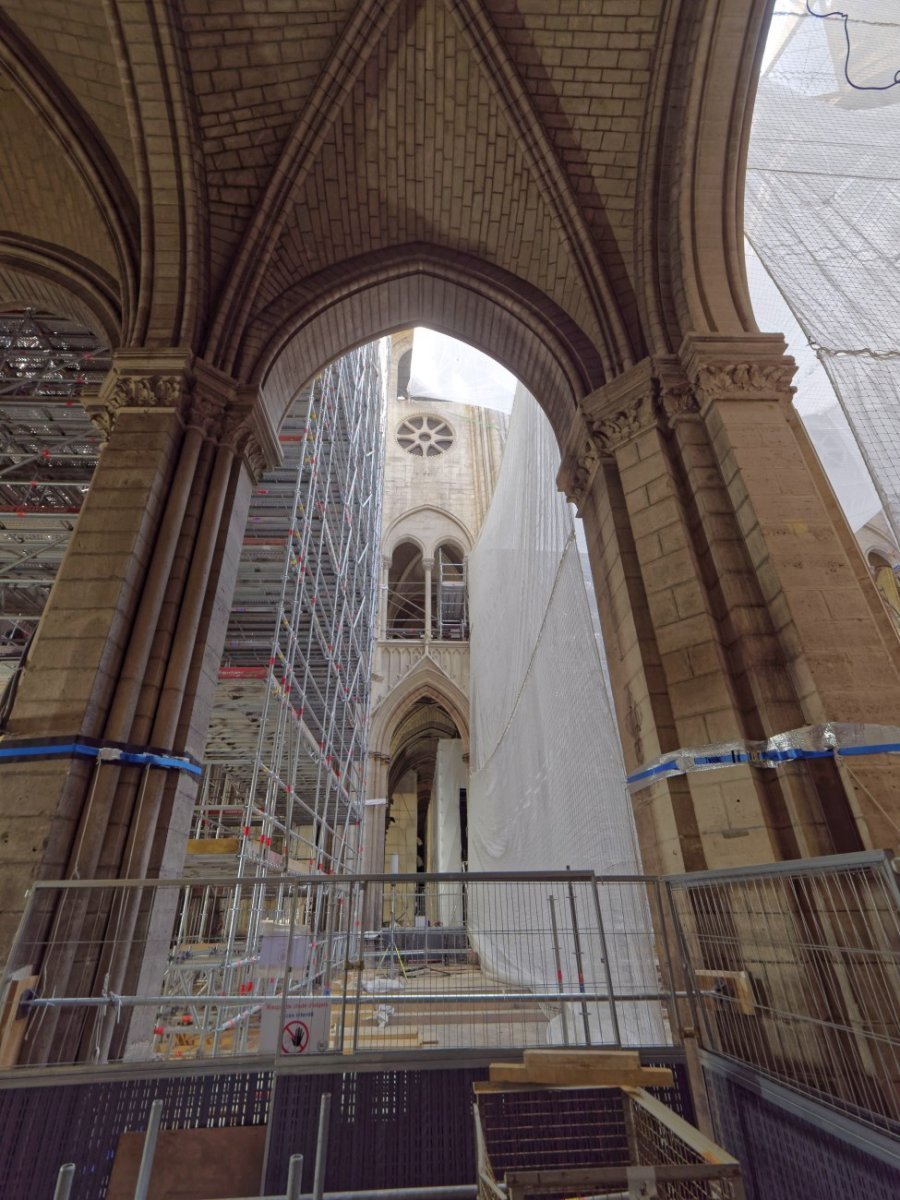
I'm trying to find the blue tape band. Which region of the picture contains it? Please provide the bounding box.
[626,761,682,784]
[0,740,202,777]
[838,741,900,757]
[627,739,900,786]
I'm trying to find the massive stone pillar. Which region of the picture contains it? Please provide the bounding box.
[360,752,390,931]
[0,350,279,1060]
[561,339,900,875]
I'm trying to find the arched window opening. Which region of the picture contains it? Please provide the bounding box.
[434,542,467,640]
[385,697,464,925]
[386,541,426,638]
[396,349,412,399]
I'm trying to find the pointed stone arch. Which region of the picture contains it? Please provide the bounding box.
[637,0,772,351]
[250,246,605,450]
[0,234,121,347]
[383,506,474,560]
[0,9,138,331]
[370,657,470,762]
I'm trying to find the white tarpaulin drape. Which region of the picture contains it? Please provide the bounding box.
[746,0,900,540]
[408,328,518,412]
[467,387,664,1045]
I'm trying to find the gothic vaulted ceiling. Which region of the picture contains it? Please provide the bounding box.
[0,0,770,435]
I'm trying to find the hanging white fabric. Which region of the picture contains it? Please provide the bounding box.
[466,387,665,1045]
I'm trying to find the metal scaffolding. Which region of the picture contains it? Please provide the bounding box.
[189,340,384,878]
[0,309,107,684]
[436,546,467,640]
[162,344,386,1054]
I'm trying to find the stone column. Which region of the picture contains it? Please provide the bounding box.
[0,350,279,1062]
[423,556,434,641]
[360,751,390,930]
[378,554,391,640]
[560,347,900,875]
[684,333,900,852]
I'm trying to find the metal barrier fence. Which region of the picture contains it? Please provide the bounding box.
[667,849,900,1135]
[3,849,897,1146]
[475,1085,744,1199]
[1,871,673,1069]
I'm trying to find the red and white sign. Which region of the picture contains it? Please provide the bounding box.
[260,998,331,1055]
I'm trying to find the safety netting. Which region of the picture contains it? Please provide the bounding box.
[746,0,900,542]
[466,387,665,1045]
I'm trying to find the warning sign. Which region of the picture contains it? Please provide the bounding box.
[282,1019,309,1054]
[260,998,331,1056]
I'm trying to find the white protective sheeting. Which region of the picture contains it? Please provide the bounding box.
[408,328,518,412]
[746,0,900,540]
[467,387,665,1045]
[432,738,464,926]
[745,242,882,533]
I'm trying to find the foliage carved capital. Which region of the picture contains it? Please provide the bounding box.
[693,361,796,405]
[680,334,797,408]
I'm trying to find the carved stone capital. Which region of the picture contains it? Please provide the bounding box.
[222,415,266,483]
[187,360,239,439]
[556,408,604,509]
[222,384,282,483]
[111,373,187,410]
[680,334,797,409]
[581,359,657,452]
[558,357,710,504]
[585,355,701,449]
[654,358,699,427]
[88,348,194,442]
[89,351,281,481]
[590,392,656,453]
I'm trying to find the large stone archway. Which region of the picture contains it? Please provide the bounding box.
[1,1,899,1067]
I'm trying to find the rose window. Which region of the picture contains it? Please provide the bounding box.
[396,415,454,457]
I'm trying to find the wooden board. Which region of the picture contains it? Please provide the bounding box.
[186,837,241,856]
[0,971,39,1068]
[694,969,755,1015]
[524,1049,641,1071]
[488,1054,673,1089]
[107,1126,265,1200]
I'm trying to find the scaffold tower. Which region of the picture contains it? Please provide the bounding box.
[0,310,107,685]
[153,344,386,1055]
[198,343,386,880]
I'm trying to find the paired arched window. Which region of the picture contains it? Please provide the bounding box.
[385,540,467,639]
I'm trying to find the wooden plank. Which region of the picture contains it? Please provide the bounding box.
[342,1036,424,1053]
[488,1063,531,1083]
[186,837,241,856]
[489,1060,673,1088]
[524,1048,641,1071]
[528,1065,673,1088]
[506,1164,742,1186]
[0,971,39,1069]
[475,1081,621,1095]
[694,969,755,1015]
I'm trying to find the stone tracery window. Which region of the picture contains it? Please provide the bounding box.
[396,414,454,457]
